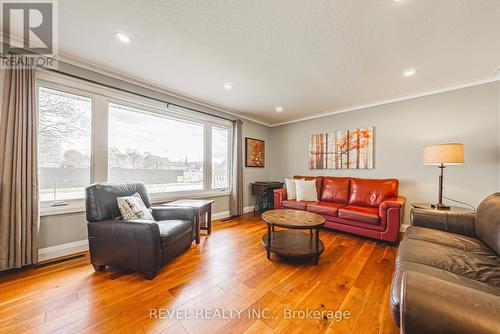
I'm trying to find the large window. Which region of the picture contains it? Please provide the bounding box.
[38,87,92,202]
[37,74,232,209]
[108,103,204,193]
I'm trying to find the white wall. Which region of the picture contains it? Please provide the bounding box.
[269,82,500,224]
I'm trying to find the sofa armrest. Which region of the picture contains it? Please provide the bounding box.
[151,206,194,222]
[410,208,476,237]
[88,219,160,239]
[400,271,500,334]
[380,197,406,218]
[87,219,162,276]
[379,196,406,242]
[274,189,287,209]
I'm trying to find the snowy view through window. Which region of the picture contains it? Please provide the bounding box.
[108,103,205,194]
[38,88,230,202]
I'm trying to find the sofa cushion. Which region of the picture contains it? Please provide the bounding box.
[294,176,323,199]
[390,260,500,325]
[325,216,387,231]
[338,205,381,225]
[320,177,350,204]
[405,226,492,255]
[397,238,500,288]
[157,220,193,249]
[306,202,344,217]
[349,178,398,207]
[282,200,308,210]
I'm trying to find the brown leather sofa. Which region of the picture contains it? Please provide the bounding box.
[274,176,405,242]
[85,182,195,279]
[390,193,500,334]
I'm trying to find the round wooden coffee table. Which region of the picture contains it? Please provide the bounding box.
[261,209,325,265]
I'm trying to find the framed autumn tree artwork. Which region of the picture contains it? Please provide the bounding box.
[245,137,265,167]
[309,127,374,169]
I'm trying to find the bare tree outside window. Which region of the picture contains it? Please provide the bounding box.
[38,87,92,201]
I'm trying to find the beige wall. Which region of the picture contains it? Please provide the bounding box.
[269,82,500,224]
[39,118,270,248]
[242,119,271,207]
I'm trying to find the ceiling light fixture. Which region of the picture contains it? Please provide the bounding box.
[403,68,417,77]
[275,106,284,112]
[114,32,131,43]
[223,83,234,90]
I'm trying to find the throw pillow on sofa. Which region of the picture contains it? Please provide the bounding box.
[117,192,155,221]
[295,179,318,202]
[285,177,303,200]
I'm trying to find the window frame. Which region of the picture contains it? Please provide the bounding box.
[37,70,233,216]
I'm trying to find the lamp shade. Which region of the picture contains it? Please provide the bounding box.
[423,143,464,166]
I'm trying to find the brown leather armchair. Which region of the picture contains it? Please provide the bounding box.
[85,182,195,280]
[390,193,500,334]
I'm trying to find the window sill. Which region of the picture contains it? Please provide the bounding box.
[39,190,231,217]
[40,201,86,217]
[149,190,230,205]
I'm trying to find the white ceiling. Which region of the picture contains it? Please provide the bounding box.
[56,1,500,124]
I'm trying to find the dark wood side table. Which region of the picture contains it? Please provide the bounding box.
[412,203,474,213]
[163,199,214,244]
[410,203,476,235]
[251,182,284,212]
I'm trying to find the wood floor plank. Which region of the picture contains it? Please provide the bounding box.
[0,212,400,334]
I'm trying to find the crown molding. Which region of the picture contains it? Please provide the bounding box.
[56,50,273,127]
[271,69,500,127]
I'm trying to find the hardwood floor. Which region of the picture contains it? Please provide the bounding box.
[0,213,399,334]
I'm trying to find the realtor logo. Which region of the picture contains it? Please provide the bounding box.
[0,0,58,68]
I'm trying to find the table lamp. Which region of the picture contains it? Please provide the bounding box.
[423,143,464,210]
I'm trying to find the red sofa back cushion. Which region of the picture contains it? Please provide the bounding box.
[349,178,399,207]
[294,175,323,199]
[320,177,350,204]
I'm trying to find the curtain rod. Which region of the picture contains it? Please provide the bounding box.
[46,67,236,123]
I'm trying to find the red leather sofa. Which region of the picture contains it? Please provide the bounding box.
[274,176,406,242]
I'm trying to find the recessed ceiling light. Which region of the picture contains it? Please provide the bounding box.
[114,32,131,43]
[403,68,417,77]
[275,106,284,112]
[223,83,234,90]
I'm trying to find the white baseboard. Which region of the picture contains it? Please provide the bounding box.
[212,206,254,220]
[243,206,254,213]
[38,239,89,262]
